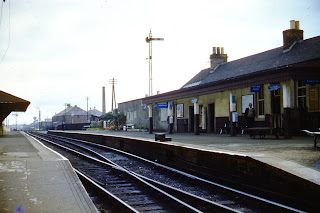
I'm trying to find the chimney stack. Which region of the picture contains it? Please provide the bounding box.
[283,20,303,50]
[102,86,106,115]
[210,46,227,69]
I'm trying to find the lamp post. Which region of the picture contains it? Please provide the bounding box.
[12,113,18,130]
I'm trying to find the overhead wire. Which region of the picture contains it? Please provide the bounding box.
[0,0,10,64]
[0,1,4,29]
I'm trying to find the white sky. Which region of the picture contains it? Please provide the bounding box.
[1,0,320,125]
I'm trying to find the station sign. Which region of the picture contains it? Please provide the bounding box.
[304,80,320,85]
[191,98,198,103]
[251,85,261,92]
[268,84,280,91]
[157,103,168,108]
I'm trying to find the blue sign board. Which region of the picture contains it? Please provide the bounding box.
[304,80,320,85]
[251,85,261,92]
[191,98,198,103]
[158,104,168,108]
[268,84,280,91]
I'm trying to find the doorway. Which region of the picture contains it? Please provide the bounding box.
[271,89,281,114]
[208,103,215,132]
[188,106,194,132]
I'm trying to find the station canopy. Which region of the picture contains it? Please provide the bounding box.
[0,90,30,123]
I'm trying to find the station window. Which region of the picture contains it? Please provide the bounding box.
[257,86,264,116]
[297,80,306,108]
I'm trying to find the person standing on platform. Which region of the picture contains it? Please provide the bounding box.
[245,103,255,128]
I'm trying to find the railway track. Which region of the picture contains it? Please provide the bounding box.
[26,131,306,213]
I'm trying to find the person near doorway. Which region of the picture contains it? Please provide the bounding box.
[244,103,255,128]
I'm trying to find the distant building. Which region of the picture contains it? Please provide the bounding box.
[88,107,103,117]
[52,104,88,128]
[118,98,149,128]
[40,118,53,130]
[88,107,103,122]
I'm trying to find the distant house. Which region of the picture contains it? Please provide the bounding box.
[52,104,88,128]
[88,107,103,122]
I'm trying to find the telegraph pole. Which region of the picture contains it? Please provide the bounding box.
[145,30,164,96]
[109,78,117,111]
[86,97,89,122]
[39,110,41,131]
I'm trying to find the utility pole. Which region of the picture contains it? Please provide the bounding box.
[109,78,117,112]
[39,110,41,131]
[86,97,89,122]
[146,29,164,96]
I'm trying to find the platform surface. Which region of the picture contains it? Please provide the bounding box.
[74,130,320,186]
[0,131,98,213]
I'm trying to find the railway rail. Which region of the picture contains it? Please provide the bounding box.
[26,131,306,213]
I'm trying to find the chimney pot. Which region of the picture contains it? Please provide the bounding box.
[295,21,299,30]
[221,47,224,54]
[212,47,217,54]
[217,47,221,55]
[290,20,295,29]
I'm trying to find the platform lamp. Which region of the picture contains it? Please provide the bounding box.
[12,113,18,130]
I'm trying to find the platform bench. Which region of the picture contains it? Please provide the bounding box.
[301,130,320,149]
[123,124,134,131]
[155,133,172,142]
[246,127,279,139]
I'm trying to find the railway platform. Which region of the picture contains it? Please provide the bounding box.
[81,130,320,186]
[0,131,97,213]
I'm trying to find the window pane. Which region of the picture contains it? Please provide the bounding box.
[298,80,305,87]
[298,88,306,96]
[298,97,306,108]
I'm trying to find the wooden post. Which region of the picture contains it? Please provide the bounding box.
[194,102,200,135]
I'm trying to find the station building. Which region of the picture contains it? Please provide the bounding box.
[118,98,149,128]
[120,21,320,137]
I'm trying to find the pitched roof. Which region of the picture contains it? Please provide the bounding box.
[54,105,87,117]
[88,108,102,116]
[183,36,320,88]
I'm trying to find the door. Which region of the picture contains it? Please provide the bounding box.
[271,89,281,114]
[189,106,194,132]
[208,103,215,132]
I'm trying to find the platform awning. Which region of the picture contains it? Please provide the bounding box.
[0,90,30,123]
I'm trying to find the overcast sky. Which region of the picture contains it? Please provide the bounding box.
[1,0,320,125]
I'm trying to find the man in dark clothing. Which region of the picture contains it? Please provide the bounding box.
[244,103,255,128]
